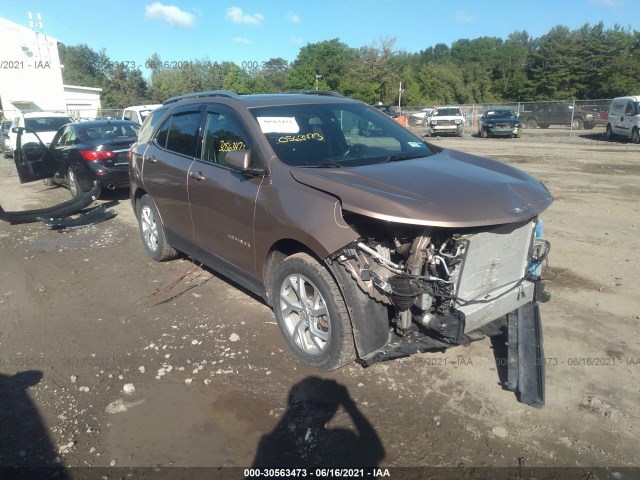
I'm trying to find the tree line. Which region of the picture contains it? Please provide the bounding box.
[59,22,640,109]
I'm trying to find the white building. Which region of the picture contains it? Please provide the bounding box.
[0,16,102,120]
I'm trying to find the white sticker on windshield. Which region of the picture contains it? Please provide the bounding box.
[408,141,424,148]
[257,117,300,134]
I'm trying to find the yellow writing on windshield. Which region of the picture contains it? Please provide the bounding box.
[277,133,324,144]
[219,140,246,152]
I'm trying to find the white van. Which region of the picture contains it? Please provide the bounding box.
[10,111,75,153]
[606,96,640,143]
[122,104,162,125]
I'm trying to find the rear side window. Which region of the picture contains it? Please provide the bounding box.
[138,107,167,143]
[155,109,201,157]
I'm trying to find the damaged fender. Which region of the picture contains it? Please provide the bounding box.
[0,182,100,225]
[328,260,390,359]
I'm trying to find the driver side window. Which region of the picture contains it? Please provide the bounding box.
[201,112,250,166]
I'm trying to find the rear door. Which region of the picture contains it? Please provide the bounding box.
[141,105,204,241]
[12,127,56,183]
[187,106,264,276]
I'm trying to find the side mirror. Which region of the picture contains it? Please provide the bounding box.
[226,149,253,173]
[12,127,20,134]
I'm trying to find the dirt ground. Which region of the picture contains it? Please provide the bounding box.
[0,127,639,478]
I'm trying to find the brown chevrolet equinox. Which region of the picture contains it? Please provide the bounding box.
[129,91,553,406]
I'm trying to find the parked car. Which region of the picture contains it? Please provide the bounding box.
[372,103,397,119]
[122,91,553,406]
[606,96,640,143]
[10,112,75,155]
[13,120,139,197]
[580,104,609,126]
[1,120,12,158]
[122,104,162,124]
[518,103,596,130]
[427,107,465,137]
[408,108,436,126]
[478,110,522,138]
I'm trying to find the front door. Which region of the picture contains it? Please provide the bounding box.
[187,107,264,277]
[12,128,55,184]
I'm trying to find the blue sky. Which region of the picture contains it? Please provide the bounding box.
[1,0,637,74]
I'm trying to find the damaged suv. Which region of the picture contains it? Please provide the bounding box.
[130,91,552,406]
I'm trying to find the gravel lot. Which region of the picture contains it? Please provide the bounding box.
[1,128,639,477]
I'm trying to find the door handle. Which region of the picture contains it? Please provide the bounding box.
[189,171,205,181]
[147,155,157,163]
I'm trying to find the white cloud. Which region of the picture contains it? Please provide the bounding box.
[225,6,264,25]
[290,36,303,46]
[233,37,252,45]
[287,12,301,24]
[144,2,195,28]
[453,10,473,23]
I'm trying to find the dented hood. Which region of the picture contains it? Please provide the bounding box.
[289,148,553,227]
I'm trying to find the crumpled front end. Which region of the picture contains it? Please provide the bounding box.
[330,213,550,406]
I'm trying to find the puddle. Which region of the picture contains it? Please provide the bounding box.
[106,382,247,467]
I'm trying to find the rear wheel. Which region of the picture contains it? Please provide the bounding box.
[67,168,82,198]
[272,253,355,371]
[136,194,178,262]
[526,118,538,129]
[632,128,640,144]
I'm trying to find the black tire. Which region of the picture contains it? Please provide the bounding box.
[572,118,584,130]
[632,128,640,144]
[606,124,614,141]
[136,194,178,262]
[67,167,86,198]
[480,128,488,138]
[526,118,538,129]
[272,252,355,371]
[539,124,550,129]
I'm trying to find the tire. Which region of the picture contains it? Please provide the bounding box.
[480,128,488,138]
[272,252,355,371]
[526,118,538,129]
[539,124,550,129]
[606,124,614,141]
[136,194,179,262]
[572,118,584,130]
[514,131,521,138]
[43,178,53,186]
[632,128,640,144]
[67,168,82,198]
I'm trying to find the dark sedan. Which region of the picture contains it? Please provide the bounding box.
[478,110,521,138]
[38,120,139,197]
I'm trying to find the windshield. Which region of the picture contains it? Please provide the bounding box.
[25,116,73,133]
[435,108,461,117]
[251,103,434,167]
[485,110,517,119]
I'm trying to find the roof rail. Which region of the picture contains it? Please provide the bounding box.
[283,90,344,97]
[163,90,240,105]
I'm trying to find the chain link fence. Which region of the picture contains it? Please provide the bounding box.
[402,99,612,135]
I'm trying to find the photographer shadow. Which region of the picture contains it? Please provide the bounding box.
[0,370,70,479]
[252,376,385,468]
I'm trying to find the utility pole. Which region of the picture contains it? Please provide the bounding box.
[315,74,322,91]
[398,81,405,114]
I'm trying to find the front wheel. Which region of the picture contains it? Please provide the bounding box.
[136,194,178,262]
[606,124,614,141]
[272,253,355,371]
[526,118,538,129]
[572,118,584,130]
[480,128,488,138]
